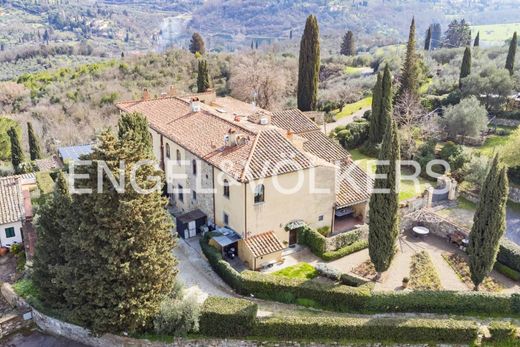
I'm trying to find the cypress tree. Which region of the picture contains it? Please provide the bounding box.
[431,23,442,50]
[398,18,420,99]
[368,117,400,276]
[189,32,205,54]
[459,46,471,87]
[473,32,480,47]
[368,72,383,145]
[7,126,24,173]
[505,32,517,76]
[55,113,177,333]
[468,155,508,291]
[33,171,70,308]
[380,64,393,135]
[340,30,355,56]
[424,26,431,51]
[197,59,210,93]
[297,15,320,111]
[27,121,42,160]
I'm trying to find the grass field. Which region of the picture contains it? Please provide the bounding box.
[471,23,520,44]
[333,97,372,120]
[349,149,432,201]
[273,262,318,280]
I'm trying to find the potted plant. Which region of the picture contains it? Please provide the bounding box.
[402,277,409,289]
[0,247,8,256]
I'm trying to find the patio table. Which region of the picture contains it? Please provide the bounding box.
[412,226,430,237]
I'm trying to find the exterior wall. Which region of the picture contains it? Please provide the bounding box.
[213,169,246,237]
[237,240,282,270]
[245,166,335,246]
[0,221,23,247]
[150,129,215,223]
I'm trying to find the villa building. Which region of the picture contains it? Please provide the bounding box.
[117,90,371,270]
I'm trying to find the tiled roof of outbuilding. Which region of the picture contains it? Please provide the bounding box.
[0,177,24,225]
[243,231,284,258]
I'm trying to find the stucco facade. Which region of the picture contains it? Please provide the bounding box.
[0,221,23,248]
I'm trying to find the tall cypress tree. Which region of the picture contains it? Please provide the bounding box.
[368,72,383,145]
[197,59,210,93]
[297,15,320,111]
[505,32,517,76]
[459,46,471,87]
[55,113,177,333]
[7,126,24,173]
[398,18,420,99]
[468,155,508,291]
[189,32,205,55]
[27,121,42,160]
[380,65,393,135]
[33,171,70,308]
[368,117,400,276]
[473,32,480,47]
[424,26,431,51]
[340,30,355,56]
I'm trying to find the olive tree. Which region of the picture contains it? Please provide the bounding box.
[441,96,488,141]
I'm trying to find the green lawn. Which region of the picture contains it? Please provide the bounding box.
[479,134,512,157]
[349,148,432,201]
[343,66,369,76]
[471,23,520,43]
[273,262,318,280]
[333,97,372,120]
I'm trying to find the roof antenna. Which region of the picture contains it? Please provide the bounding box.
[251,90,257,110]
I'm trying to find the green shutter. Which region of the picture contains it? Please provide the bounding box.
[5,227,15,238]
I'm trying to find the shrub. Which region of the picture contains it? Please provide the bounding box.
[297,226,326,256]
[315,263,341,281]
[439,141,468,173]
[317,226,330,237]
[409,251,443,290]
[335,120,369,149]
[326,226,367,251]
[495,262,520,282]
[153,295,200,336]
[252,316,478,344]
[488,321,517,342]
[199,297,257,337]
[498,239,520,273]
[322,240,368,261]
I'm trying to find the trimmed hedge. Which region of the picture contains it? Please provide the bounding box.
[199,297,258,337]
[252,316,479,344]
[322,239,368,261]
[200,234,520,316]
[496,111,520,120]
[297,226,326,256]
[495,261,520,282]
[498,239,520,273]
[487,321,517,342]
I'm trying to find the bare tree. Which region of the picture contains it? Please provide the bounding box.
[393,91,426,129]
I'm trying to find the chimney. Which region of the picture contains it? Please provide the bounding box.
[190,97,201,112]
[168,85,177,96]
[225,128,237,146]
[286,129,294,141]
[142,88,150,101]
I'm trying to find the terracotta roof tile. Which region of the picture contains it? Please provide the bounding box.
[0,177,24,225]
[336,159,373,207]
[244,231,284,258]
[271,109,319,134]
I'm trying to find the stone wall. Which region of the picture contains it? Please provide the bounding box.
[0,313,32,339]
[402,209,469,239]
[495,118,520,127]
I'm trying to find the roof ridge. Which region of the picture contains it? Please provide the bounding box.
[240,131,262,182]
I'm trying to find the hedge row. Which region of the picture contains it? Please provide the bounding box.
[200,235,520,316]
[495,261,520,282]
[252,316,479,344]
[496,111,520,120]
[199,297,257,337]
[297,226,326,256]
[322,240,368,261]
[487,321,518,342]
[297,226,366,258]
[498,239,520,273]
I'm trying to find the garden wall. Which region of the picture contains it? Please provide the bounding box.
[401,209,468,239]
[495,118,520,127]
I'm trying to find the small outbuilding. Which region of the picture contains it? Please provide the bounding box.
[239,231,284,270]
[176,209,207,239]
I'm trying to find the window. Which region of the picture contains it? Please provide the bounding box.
[192,159,197,175]
[223,212,229,226]
[318,215,324,221]
[165,143,171,159]
[178,184,184,202]
[192,190,197,201]
[223,179,230,198]
[254,184,265,204]
[5,227,15,238]
[176,149,181,164]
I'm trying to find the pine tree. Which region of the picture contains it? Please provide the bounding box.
[368,117,400,276]
[7,127,24,173]
[505,32,517,76]
[474,32,480,47]
[189,32,205,55]
[197,59,210,93]
[459,46,472,87]
[368,72,383,145]
[340,30,355,56]
[424,26,431,51]
[297,15,320,111]
[398,18,420,99]
[55,113,177,333]
[33,171,71,308]
[468,155,508,290]
[27,121,42,160]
